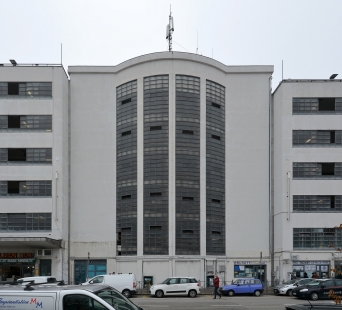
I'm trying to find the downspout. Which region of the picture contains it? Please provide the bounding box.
[269,75,274,287]
[67,78,71,284]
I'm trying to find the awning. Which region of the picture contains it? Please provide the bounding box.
[0,237,62,249]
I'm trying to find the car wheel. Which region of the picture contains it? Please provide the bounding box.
[228,290,235,297]
[286,289,293,296]
[254,290,261,297]
[188,290,197,298]
[156,290,164,298]
[310,292,318,301]
[122,289,131,298]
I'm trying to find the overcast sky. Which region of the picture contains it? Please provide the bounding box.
[2,0,341,89]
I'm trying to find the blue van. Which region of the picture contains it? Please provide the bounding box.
[220,278,264,297]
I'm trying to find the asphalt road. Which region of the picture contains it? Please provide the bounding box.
[131,294,338,310]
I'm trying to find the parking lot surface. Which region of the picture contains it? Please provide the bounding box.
[132,294,338,310]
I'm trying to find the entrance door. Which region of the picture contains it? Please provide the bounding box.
[40,259,51,276]
[253,265,266,282]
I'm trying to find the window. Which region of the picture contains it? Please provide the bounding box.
[293,130,342,147]
[293,97,342,114]
[212,102,220,109]
[182,130,194,135]
[182,196,194,201]
[0,181,52,197]
[122,130,131,136]
[150,192,162,197]
[143,75,169,255]
[0,115,52,131]
[150,126,162,130]
[182,229,194,234]
[121,195,131,199]
[0,213,51,232]
[63,294,108,310]
[122,98,131,105]
[293,195,341,212]
[0,82,52,99]
[180,278,189,283]
[293,162,342,179]
[0,148,52,165]
[293,228,342,249]
[206,79,225,256]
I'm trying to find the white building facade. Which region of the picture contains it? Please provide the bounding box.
[273,79,342,283]
[68,52,273,286]
[0,65,69,281]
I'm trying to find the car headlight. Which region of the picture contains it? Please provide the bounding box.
[300,289,308,292]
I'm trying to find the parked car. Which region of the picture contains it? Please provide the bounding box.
[149,277,200,298]
[220,278,263,297]
[274,278,313,296]
[82,274,137,298]
[292,278,342,301]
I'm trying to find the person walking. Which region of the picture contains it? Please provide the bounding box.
[213,275,221,299]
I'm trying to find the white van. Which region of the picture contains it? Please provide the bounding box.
[82,274,137,298]
[0,283,142,310]
[16,276,57,285]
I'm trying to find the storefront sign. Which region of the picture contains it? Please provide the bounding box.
[0,259,35,263]
[234,261,267,265]
[292,261,330,265]
[0,253,35,259]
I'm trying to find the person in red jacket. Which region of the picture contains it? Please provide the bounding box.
[213,275,221,299]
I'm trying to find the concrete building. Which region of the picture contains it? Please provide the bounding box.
[273,79,342,282]
[69,52,273,285]
[2,52,341,287]
[0,64,69,281]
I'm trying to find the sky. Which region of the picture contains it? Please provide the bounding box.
[1,0,342,90]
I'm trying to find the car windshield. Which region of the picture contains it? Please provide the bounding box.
[283,280,296,285]
[307,280,323,286]
[161,278,171,284]
[96,288,139,310]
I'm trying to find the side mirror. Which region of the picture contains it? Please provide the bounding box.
[89,280,93,284]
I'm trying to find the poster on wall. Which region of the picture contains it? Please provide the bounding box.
[304,265,316,272]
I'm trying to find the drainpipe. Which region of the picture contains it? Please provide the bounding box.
[269,75,274,287]
[67,79,71,284]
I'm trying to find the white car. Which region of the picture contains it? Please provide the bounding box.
[274,278,313,296]
[150,277,200,298]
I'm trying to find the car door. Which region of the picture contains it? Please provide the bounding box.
[318,280,334,299]
[179,278,190,295]
[165,278,179,295]
[235,279,250,294]
[249,279,261,294]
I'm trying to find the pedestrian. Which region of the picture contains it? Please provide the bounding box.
[213,275,221,299]
[311,272,318,279]
[303,272,308,278]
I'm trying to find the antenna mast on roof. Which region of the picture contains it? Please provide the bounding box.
[166,5,174,52]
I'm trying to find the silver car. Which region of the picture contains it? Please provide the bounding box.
[274,278,313,296]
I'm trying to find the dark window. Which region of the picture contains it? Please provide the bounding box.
[8,83,19,95]
[122,130,131,136]
[8,181,20,194]
[212,102,220,109]
[8,116,21,128]
[321,163,335,175]
[212,231,221,235]
[8,149,26,162]
[150,192,162,197]
[182,196,194,201]
[121,227,131,231]
[331,131,336,143]
[150,225,162,230]
[182,230,194,234]
[122,98,131,105]
[121,195,131,199]
[319,98,335,111]
[150,126,162,130]
[212,134,221,140]
[182,130,194,135]
[212,199,221,203]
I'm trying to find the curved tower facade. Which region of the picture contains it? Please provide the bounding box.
[69,52,273,284]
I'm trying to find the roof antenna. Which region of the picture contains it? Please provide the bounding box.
[196,31,198,54]
[166,5,174,52]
